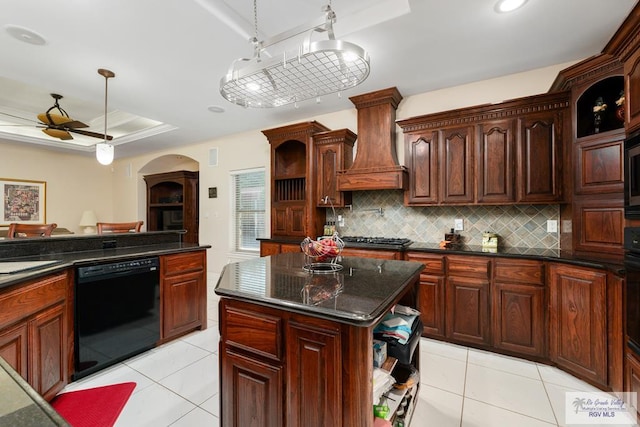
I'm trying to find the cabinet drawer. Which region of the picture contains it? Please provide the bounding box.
[222,302,283,362]
[162,251,205,275]
[405,252,445,274]
[494,259,544,285]
[447,256,490,278]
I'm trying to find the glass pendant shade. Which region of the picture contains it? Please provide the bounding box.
[96,142,114,165]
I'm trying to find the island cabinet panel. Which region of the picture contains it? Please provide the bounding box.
[221,347,283,427]
[161,251,207,341]
[446,256,491,346]
[492,259,546,358]
[549,263,607,386]
[517,112,563,203]
[477,120,515,204]
[0,271,70,401]
[286,317,342,427]
[405,252,446,338]
[440,126,475,204]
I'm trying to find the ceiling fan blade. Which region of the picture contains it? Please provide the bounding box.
[62,120,89,129]
[0,111,40,124]
[42,128,73,140]
[38,112,73,126]
[69,128,113,141]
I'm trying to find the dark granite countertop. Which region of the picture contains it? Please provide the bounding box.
[215,252,424,326]
[258,237,624,274]
[0,357,69,426]
[0,232,210,290]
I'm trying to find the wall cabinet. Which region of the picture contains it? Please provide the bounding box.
[314,129,356,208]
[263,121,330,239]
[160,251,207,341]
[399,91,569,206]
[549,263,607,386]
[144,170,199,244]
[492,258,546,358]
[0,272,70,401]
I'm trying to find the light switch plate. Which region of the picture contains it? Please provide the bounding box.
[547,220,558,233]
[454,218,464,231]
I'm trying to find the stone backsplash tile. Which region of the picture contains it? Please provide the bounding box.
[330,191,559,249]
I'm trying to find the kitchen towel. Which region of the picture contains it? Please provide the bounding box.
[51,382,136,427]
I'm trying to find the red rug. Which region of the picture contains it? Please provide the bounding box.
[51,382,136,427]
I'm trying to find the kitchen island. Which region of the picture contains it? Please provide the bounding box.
[215,252,424,427]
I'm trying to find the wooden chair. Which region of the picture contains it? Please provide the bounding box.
[7,223,57,238]
[97,221,143,234]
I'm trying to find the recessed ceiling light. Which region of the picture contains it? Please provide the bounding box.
[5,25,46,45]
[207,105,225,113]
[494,0,528,13]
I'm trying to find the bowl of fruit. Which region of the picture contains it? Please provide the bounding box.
[300,233,345,273]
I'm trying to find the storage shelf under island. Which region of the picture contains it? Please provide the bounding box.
[215,252,424,427]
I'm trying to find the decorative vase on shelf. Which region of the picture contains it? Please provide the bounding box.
[593,96,607,134]
[616,91,625,124]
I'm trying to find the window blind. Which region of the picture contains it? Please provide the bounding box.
[232,169,265,251]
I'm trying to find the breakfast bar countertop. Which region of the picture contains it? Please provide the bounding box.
[215,252,424,326]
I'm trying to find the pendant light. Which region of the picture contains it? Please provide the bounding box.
[96,68,115,165]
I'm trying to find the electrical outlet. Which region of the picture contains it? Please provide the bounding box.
[337,215,344,227]
[454,218,464,231]
[547,220,558,233]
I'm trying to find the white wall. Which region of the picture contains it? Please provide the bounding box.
[0,141,113,233]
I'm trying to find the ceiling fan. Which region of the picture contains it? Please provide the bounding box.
[0,92,113,141]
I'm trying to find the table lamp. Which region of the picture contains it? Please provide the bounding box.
[79,210,98,234]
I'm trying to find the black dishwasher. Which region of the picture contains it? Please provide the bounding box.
[74,257,160,380]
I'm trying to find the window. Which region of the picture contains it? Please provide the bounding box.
[231,169,265,252]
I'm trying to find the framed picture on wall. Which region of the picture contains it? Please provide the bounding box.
[1,178,46,225]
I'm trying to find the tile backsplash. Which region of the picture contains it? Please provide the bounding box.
[330,191,559,249]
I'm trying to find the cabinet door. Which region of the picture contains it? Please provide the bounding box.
[440,126,474,203]
[286,319,341,427]
[625,49,640,133]
[289,206,306,237]
[418,275,446,338]
[575,135,624,195]
[492,282,545,357]
[573,198,624,256]
[517,112,563,202]
[272,207,288,236]
[29,302,67,401]
[549,263,607,386]
[446,276,490,345]
[405,131,438,205]
[260,241,282,257]
[0,323,28,380]
[221,347,283,427]
[625,351,640,414]
[477,120,515,203]
[162,270,205,340]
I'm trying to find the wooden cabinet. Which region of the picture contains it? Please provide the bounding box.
[405,252,446,338]
[492,258,546,358]
[477,120,515,204]
[144,170,199,244]
[625,351,640,413]
[340,247,402,260]
[517,111,564,203]
[259,241,302,256]
[161,251,207,341]
[549,263,607,386]
[445,256,491,346]
[314,129,356,208]
[625,48,640,133]
[399,91,569,206]
[263,121,330,239]
[0,271,70,401]
[552,55,625,258]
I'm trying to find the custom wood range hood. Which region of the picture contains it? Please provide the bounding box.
[336,87,408,191]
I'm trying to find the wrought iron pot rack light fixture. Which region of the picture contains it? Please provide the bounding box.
[220,1,370,108]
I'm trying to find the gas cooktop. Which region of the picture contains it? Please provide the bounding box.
[340,236,413,248]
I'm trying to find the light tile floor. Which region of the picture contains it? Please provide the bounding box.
[59,280,619,427]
